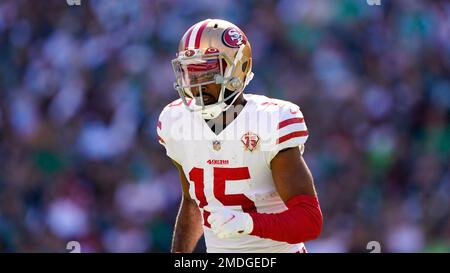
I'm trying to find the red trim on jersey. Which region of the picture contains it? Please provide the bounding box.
[278,117,304,130]
[277,130,308,144]
[184,26,194,49]
[194,20,210,48]
[157,120,162,130]
[168,100,183,107]
[249,195,323,244]
[158,135,165,144]
[261,101,280,106]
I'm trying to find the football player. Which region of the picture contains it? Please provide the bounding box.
[157,19,323,253]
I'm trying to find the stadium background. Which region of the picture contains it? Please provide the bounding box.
[0,0,449,252]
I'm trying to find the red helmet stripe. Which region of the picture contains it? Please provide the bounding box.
[194,20,210,48]
[184,26,195,50]
[187,22,202,49]
[186,19,211,49]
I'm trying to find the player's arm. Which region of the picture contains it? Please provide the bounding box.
[208,105,323,243]
[271,146,317,199]
[247,147,322,243]
[207,147,323,243]
[171,160,204,253]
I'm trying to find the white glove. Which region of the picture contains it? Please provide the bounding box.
[207,208,254,239]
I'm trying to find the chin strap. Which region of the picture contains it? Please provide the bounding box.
[198,90,243,120]
[198,102,227,120]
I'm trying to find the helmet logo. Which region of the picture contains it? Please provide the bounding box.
[222,27,246,48]
[185,49,195,57]
[205,47,219,54]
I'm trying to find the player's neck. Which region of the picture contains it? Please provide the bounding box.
[205,93,247,135]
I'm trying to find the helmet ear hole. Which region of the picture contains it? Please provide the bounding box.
[243,58,252,74]
[242,61,248,73]
[221,59,228,74]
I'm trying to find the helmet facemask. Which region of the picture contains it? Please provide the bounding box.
[172,45,252,120]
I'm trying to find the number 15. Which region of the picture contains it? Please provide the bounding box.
[189,167,256,227]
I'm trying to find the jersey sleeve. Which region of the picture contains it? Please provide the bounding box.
[157,107,182,164]
[264,102,309,164]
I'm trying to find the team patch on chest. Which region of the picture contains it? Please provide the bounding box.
[241,132,260,152]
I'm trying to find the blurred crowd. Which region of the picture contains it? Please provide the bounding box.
[0,0,449,252]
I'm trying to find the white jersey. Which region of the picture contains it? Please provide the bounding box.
[157,94,309,253]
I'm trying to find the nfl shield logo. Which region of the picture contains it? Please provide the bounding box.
[241,132,260,152]
[212,140,221,151]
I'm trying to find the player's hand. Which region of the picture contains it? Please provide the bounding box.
[207,208,253,239]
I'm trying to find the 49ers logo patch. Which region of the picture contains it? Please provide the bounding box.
[241,132,260,152]
[222,27,246,48]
